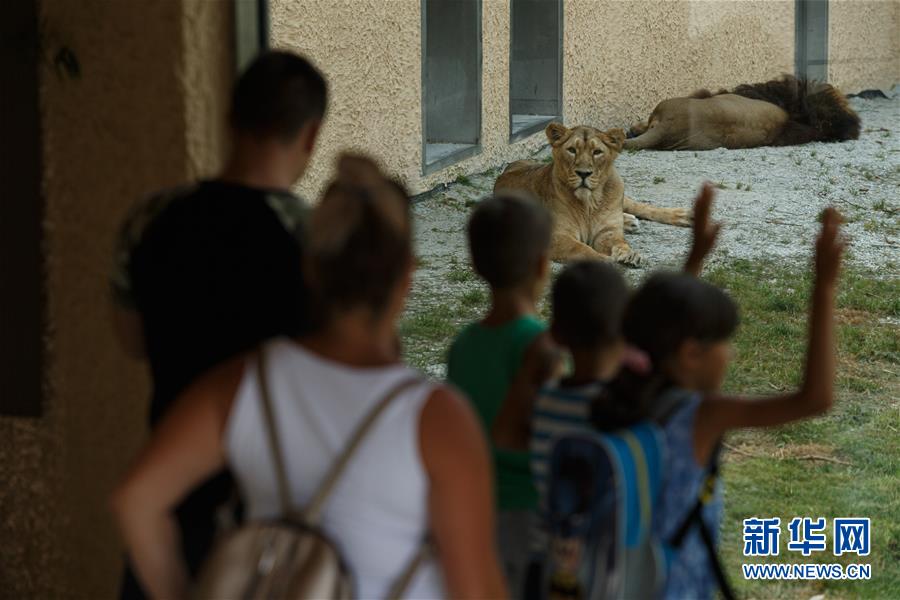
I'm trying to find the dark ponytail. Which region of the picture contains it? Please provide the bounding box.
[592,272,739,431]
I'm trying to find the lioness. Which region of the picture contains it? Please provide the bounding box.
[494,122,690,266]
[625,76,860,151]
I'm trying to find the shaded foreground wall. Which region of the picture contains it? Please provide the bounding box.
[0,1,232,597]
[273,0,898,200]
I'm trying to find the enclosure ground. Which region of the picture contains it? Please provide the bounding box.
[400,94,899,598]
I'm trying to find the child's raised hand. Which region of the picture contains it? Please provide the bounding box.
[815,207,845,287]
[684,182,721,276]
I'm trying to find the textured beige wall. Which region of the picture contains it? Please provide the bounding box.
[0,1,232,597]
[273,0,898,198]
[270,0,423,199]
[272,0,799,198]
[271,0,794,200]
[829,0,900,92]
[564,0,795,129]
[271,0,547,199]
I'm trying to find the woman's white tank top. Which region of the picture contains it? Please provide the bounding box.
[225,337,445,599]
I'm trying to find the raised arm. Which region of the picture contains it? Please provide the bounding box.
[110,357,245,599]
[694,208,844,462]
[684,183,721,277]
[421,386,508,599]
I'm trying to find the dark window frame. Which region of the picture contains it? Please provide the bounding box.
[235,0,270,72]
[508,0,564,143]
[421,0,484,175]
[795,0,829,81]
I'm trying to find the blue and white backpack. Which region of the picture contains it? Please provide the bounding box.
[539,397,734,600]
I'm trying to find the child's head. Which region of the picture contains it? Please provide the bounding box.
[624,272,738,392]
[307,154,412,324]
[551,260,629,354]
[467,193,552,299]
[594,272,738,430]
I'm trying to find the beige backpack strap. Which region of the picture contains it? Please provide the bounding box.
[386,539,432,600]
[302,376,424,524]
[256,348,294,518]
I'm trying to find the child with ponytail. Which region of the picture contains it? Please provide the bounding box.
[593,208,845,599]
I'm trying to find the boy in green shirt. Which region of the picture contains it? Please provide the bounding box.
[447,192,559,596]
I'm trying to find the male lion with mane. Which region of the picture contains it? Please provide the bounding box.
[625,75,860,151]
[494,122,690,266]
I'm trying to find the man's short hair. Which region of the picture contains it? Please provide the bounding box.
[467,193,552,289]
[552,260,628,349]
[230,50,328,141]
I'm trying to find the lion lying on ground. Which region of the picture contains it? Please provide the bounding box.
[494,123,690,266]
[625,75,860,151]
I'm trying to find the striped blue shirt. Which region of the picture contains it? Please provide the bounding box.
[528,380,605,550]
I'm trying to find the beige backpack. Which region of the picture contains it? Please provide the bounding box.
[193,350,428,599]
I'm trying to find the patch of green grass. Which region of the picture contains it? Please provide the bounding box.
[863,217,900,236]
[872,198,897,215]
[859,167,880,182]
[705,260,900,599]
[447,266,476,284]
[455,175,472,186]
[653,176,666,184]
[401,256,899,598]
[715,181,729,190]
[460,287,488,308]
[400,306,457,341]
[398,304,459,368]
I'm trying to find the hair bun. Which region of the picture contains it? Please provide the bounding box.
[310,153,409,257]
[336,153,384,190]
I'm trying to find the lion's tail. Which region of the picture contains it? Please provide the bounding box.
[623,121,667,150]
[729,75,861,145]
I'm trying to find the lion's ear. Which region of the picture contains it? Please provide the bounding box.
[546,122,569,146]
[603,128,626,152]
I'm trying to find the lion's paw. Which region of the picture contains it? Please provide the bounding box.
[671,208,692,227]
[612,247,644,268]
[623,213,641,233]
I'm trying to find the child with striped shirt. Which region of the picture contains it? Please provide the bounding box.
[533,183,718,504]
[491,184,720,593]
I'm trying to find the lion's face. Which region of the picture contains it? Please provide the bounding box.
[546,123,625,196]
